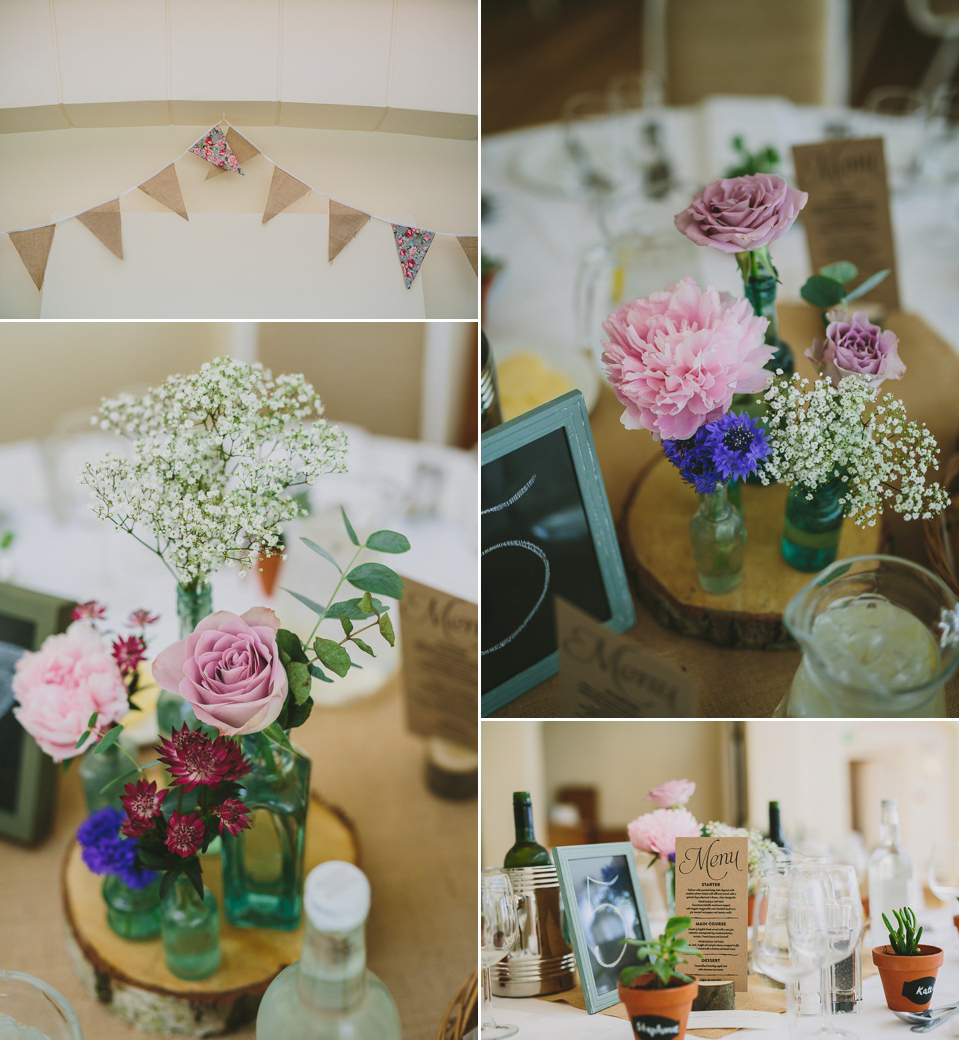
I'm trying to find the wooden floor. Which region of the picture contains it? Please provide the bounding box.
[482,0,948,136]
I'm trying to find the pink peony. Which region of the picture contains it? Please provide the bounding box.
[648,779,696,809]
[602,277,773,440]
[152,607,288,736]
[806,310,905,389]
[12,622,130,762]
[627,808,701,861]
[675,174,807,254]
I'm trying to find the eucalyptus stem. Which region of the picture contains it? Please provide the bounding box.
[305,544,366,645]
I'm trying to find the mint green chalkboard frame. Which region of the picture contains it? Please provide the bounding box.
[481,390,635,715]
[0,582,75,845]
[552,841,652,1014]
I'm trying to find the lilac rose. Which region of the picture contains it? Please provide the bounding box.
[152,607,288,736]
[675,174,808,254]
[806,310,906,388]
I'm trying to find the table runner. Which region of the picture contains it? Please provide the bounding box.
[488,305,959,718]
[0,676,475,1040]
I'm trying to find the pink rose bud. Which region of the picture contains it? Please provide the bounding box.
[648,778,696,808]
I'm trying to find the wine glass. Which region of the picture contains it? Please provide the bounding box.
[753,864,829,1039]
[928,840,959,945]
[807,864,864,1039]
[481,868,519,1040]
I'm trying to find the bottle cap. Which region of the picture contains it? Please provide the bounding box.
[513,791,531,803]
[304,861,370,933]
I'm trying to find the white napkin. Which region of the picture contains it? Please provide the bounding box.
[688,1009,783,1029]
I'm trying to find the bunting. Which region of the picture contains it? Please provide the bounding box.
[138,165,189,221]
[392,225,434,288]
[457,235,478,275]
[9,225,55,290]
[77,199,123,259]
[3,122,475,295]
[328,200,371,262]
[262,167,311,224]
[206,128,259,179]
[189,125,244,175]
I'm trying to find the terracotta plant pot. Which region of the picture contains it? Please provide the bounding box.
[618,975,698,1040]
[872,944,944,1012]
[747,893,768,927]
[256,549,283,598]
[953,913,959,939]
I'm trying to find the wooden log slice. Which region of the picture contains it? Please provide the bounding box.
[619,456,883,649]
[63,791,359,1037]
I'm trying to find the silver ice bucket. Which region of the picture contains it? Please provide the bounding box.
[491,865,576,997]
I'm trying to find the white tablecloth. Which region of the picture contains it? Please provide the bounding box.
[482,96,959,362]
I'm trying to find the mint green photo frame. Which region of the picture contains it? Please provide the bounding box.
[481,390,635,715]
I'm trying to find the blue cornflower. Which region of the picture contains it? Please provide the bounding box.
[77,806,156,889]
[662,430,723,494]
[702,413,769,482]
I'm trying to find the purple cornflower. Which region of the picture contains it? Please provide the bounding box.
[77,806,156,889]
[702,413,769,482]
[661,430,723,494]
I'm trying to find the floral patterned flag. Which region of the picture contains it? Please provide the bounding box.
[189,125,244,175]
[391,224,434,288]
[206,128,259,178]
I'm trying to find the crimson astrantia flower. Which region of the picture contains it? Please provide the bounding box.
[165,811,205,858]
[120,778,167,837]
[112,635,147,677]
[214,798,252,836]
[128,609,159,628]
[71,600,107,621]
[158,724,251,790]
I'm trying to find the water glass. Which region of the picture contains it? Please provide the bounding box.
[481,868,519,1040]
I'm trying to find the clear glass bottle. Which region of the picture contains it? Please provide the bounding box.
[255,861,401,1040]
[503,791,551,868]
[689,485,746,595]
[102,873,162,940]
[221,738,311,930]
[78,741,130,812]
[161,877,221,981]
[867,798,913,946]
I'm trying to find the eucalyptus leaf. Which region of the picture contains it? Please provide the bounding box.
[288,660,312,705]
[346,562,404,600]
[800,274,846,308]
[353,637,375,657]
[282,587,327,617]
[313,637,351,677]
[365,530,411,554]
[819,260,857,284]
[74,730,91,751]
[340,616,353,636]
[845,268,890,302]
[327,595,384,619]
[300,537,341,572]
[99,766,140,796]
[341,506,360,547]
[277,628,309,664]
[308,663,333,683]
[94,725,124,754]
[285,697,313,729]
[87,711,99,729]
[261,722,294,752]
[378,612,395,647]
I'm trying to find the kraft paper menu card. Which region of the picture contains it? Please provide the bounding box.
[792,137,900,310]
[674,835,749,992]
[556,597,696,717]
[399,576,477,747]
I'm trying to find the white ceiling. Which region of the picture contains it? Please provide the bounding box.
[0,0,477,138]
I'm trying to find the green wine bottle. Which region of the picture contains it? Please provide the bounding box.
[504,791,552,867]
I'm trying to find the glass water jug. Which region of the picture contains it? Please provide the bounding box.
[775,555,959,717]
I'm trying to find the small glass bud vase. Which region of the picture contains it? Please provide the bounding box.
[781,475,845,573]
[102,874,162,940]
[157,581,214,738]
[161,877,221,980]
[78,742,129,812]
[689,484,746,594]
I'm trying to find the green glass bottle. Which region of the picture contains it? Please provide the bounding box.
[161,876,221,980]
[102,874,162,940]
[503,791,551,867]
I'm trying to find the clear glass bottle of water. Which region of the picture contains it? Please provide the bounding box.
[867,798,913,946]
[255,862,401,1040]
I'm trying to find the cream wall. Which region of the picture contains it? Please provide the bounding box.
[0,323,227,442]
[0,125,477,318]
[481,721,548,867]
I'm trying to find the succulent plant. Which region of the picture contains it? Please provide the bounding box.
[882,906,923,956]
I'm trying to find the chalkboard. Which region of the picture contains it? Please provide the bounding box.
[553,842,652,1014]
[0,582,75,845]
[481,391,634,715]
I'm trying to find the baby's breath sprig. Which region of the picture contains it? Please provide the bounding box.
[81,358,348,588]
[760,371,950,527]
